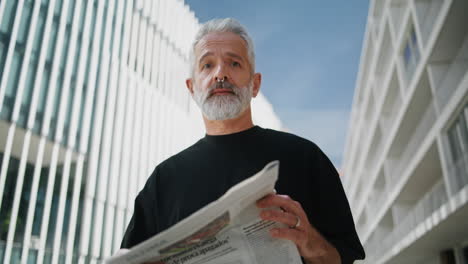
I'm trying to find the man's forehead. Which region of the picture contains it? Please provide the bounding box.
[195,32,248,57]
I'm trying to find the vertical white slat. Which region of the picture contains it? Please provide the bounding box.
[2,130,31,264]
[120,0,135,68]
[85,8,118,264]
[0,1,35,215]
[136,12,146,78]
[143,22,154,83]
[113,71,132,251]
[0,0,26,215]
[119,7,140,225]
[8,5,68,261]
[150,0,159,26]
[19,138,47,264]
[142,0,149,17]
[129,81,144,198]
[49,0,96,260]
[48,0,86,257]
[110,0,134,251]
[158,39,166,94]
[168,0,176,44]
[128,9,140,73]
[11,3,66,264]
[49,149,71,264]
[100,0,126,256]
[0,0,25,108]
[156,95,166,164]
[105,65,127,255]
[90,46,117,262]
[151,31,161,87]
[64,154,84,264]
[35,142,60,264]
[78,0,116,260]
[121,73,137,227]
[144,90,153,177]
[77,0,107,261]
[0,124,15,209]
[19,0,60,262]
[10,0,42,124]
[156,0,164,33]
[138,85,151,189]
[60,0,115,262]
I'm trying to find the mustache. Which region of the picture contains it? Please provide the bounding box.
[207,81,238,96]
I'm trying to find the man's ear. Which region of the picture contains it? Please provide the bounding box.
[252,73,262,98]
[186,78,194,95]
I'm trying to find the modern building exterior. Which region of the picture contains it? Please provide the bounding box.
[0,0,283,263]
[342,0,468,263]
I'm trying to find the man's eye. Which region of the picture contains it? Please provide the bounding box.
[231,61,240,67]
[202,63,211,69]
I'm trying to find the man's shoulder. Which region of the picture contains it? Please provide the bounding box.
[155,138,206,171]
[260,127,319,150]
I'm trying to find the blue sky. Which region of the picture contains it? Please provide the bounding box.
[185,1,369,168]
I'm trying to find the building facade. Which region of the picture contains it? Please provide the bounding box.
[0,0,283,263]
[342,0,468,263]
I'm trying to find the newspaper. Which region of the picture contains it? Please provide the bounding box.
[107,160,303,264]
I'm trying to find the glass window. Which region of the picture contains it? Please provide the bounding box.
[54,0,64,17]
[448,122,463,162]
[44,164,64,249]
[0,50,23,121]
[27,249,38,264]
[0,155,20,240]
[0,0,19,34]
[33,67,51,134]
[46,19,59,63]
[62,82,75,146]
[0,40,7,81]
[32,166,49,236]
[14,162,35,243]
[402,26,420,82]
[17,0,34,45]
[18,58,38,128]
[48,71,64,141]
[60,163,76,251]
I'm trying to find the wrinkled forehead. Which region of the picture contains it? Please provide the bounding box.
[194,32,249,60]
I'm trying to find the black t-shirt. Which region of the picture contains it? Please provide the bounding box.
[121,126,365,263]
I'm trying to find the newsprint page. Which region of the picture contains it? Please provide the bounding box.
[107,161,303,264]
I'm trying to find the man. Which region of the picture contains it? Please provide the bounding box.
[121,18,365,263]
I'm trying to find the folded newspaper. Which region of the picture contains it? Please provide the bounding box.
[107,160,303,264]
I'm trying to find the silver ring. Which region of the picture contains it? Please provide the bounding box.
[292,215,301,229]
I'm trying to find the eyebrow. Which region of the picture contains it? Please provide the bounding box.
[198,51,245,64]
[225,52,244,62]
[198,52,214,64]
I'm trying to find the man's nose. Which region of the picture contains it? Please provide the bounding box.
[213,64,228,82]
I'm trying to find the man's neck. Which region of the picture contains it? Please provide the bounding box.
[203,107,255,135]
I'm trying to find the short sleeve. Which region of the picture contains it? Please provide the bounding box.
[121,171,159,248]
[311,145,365,263]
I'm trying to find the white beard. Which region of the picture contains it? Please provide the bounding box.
[192,80,253,120]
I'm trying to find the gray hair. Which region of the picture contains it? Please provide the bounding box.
[189,18,256,76]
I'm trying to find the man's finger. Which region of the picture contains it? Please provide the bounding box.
[270,227,308,247]
[257,194,303,217]
[260,209,300,228]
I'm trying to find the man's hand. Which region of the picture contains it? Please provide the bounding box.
[257,194,341,264]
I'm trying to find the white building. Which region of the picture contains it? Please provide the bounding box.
[0,0,282,263]
[342,0,468,263]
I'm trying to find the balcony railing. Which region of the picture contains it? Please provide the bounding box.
[364,179,447,262]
